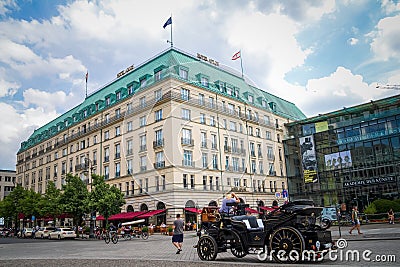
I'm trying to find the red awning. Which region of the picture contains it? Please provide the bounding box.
[245,207,260,214]
[137,209,166,219]
[123,211,147,220]
[184,207,202,214]
[18,213,25,219]
[96,215,105,221]
[259,206,277,212]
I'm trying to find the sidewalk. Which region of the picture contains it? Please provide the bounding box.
[330,221,400,241]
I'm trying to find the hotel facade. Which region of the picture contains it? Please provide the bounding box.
[284,94,400,211]
[16,48,306,224]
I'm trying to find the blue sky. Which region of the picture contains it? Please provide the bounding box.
[0,0,399,170]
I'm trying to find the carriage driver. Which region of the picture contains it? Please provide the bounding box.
[219,192,240,215]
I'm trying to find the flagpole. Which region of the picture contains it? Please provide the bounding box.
[85,71,88,98]
[240,50,244,78]
[170,14,173,47]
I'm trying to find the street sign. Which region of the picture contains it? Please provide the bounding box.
[282,190,288,198]
[275,192,281,198]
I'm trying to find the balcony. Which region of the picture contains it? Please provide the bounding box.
[154,161,165,169]
[153,139,164,148]
[181,138,194,146]
[75,163,88,171]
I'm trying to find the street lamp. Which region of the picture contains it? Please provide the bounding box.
[84,157,95,238]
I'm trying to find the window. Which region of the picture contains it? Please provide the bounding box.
[106,97,111,106]
[229,121,237,131]
[190,175,195,189]
[200,113,206,124]
[264,115,270,125]
[181,88,190,100]
[267,146,274,160]
[183,150,193,166]
[140,96,146,108]
[181,108,191,120]
[140,77,147,88]
[155,151,164,168]
[155,129,163,146]
[182,129,192,145]
[179,68,188,79]
[127,159,133,174]
[195,131,205,148]
[259,161,264,174]
[128,85,134,95]
[105,113,110,123]
[126,139,133,155]
[232,157,239,171]
[203,176,207,190]
[155,70,162,81]
[209,97,215,108]
[115,143,121,159]
[211,134,217,149]
[140,116,146,127]
[257,144,262,157]
[251,160,256,173]
[127,121,133,132]
[183,174,188,189]
[155,89,162,101]
[198,93,205,105]
[115,108,121,118]
[155,176,160,192]
[228,103,234,114]
[93,151,97,165]
[104,131,109,141]
[250,142,255,157]
[115,126,121,136]
[201,77,209,87]
[155,109,163,122]
[202,153,208,168]
[209,176,213,190]
[212,154,218,169]
[140,135,146,151]
[248,94,253,103]
[266,131,271,140]
[104,166,109,179]
[248,126,253,135]
[104,147,110,162]
[210,115,215,126]
[256,128,261,137]
[115,162,121,177]
[140,156,147,171]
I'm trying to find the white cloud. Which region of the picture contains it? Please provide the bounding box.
[0,0,17,16]
[22,88,77,113]
[348,37,359,45]
[381,0,400,14]
[369,15,400,61]
[0,77,19,97]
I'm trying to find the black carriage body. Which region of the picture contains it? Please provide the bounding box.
[197,200,334,263]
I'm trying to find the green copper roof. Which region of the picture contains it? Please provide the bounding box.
[19,47,306,152]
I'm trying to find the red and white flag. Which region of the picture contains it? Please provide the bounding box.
[232,51,241,60]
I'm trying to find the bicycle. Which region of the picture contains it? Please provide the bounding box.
[124,228,148,240]
[104,230,118,244]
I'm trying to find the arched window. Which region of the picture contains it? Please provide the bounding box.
[126,205,134,212]
[140,203,148,211]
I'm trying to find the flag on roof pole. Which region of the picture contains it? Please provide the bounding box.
[163,15,173,47]
[163,16,172,28]
[232,51,241,60]
[232,50,244,78]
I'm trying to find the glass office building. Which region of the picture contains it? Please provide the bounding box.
[284,94,400,211]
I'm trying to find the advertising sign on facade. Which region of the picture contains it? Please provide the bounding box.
[324,150,352,170]
[299,135,318,183]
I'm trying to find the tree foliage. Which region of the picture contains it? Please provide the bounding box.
[38,181,62,221]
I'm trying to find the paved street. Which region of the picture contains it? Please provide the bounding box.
[0,223,399,266]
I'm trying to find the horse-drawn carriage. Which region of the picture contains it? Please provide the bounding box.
[195,200,335,263]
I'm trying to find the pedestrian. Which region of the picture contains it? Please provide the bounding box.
[349,206,363,235]
[388,209,395,224]
[172,214,184,254]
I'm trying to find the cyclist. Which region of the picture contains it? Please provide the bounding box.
[109,222,117,232]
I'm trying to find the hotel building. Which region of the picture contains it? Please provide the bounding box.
[16,48,306,223]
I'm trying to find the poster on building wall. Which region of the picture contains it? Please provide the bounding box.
[299,135,318,183]
[324,150,352,170]
[315,121,329,133]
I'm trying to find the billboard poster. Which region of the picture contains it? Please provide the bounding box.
[299,135,318,183]
[324,150,352,170]
[315,121,328,133]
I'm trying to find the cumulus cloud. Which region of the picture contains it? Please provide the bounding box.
[0,77,19,97]
[348,37,359,45]
[369,15,400,61]
[22,88,77,113]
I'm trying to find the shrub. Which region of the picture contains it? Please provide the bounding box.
[372,199,400,213]
[141,226,148,232]
[167,226,173,232]
[364,203,377,214]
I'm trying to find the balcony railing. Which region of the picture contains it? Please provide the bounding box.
[154,161,165,169]
[181,138,194,146]
[153,139,164,148]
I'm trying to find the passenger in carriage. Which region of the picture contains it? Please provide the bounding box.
[219,192,240,215]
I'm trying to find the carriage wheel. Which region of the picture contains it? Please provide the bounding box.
[269,226,304,263]
[230,234,246,258]
[197,235,218,261]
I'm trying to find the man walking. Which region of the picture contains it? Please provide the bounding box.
[172,214,184,254]
[349,206,363,235]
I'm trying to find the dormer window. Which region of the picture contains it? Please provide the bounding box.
[262,100,267,108]
[128,85,133,95]
[140,78,147,88]
[179,68,188,79]
[116,91,121,101]
[269,102,277,111]
[227,86,233,96]
[201,77,209,87]
[155,70,162,81]
[106,97,111,106]
[248,94,254,103]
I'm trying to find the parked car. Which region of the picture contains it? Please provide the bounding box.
[17,228,34,238]
[48,228,76,240]
[34,227,56,239]
[321,207,338,221]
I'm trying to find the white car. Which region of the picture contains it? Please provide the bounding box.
[48,228,76,240]
[34,227,56,239]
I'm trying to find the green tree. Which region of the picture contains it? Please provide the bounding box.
[60,174,89,233]
[0,185,26,231]
[89,174,125,226]
[38,181,62,223]
[19,189,42,226]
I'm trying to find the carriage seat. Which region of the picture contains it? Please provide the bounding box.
[231,216,264,232]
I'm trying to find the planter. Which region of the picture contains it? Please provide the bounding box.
[168,231,173,236]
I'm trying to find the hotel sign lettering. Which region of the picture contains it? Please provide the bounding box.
[197,53,219,66]
[117,64,135,78]
[343,176,396,188]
